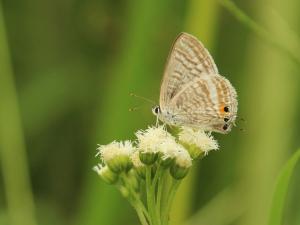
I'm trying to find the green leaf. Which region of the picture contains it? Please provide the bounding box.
[268,149,300,225]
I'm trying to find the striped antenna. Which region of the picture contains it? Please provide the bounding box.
[129,93,156,105]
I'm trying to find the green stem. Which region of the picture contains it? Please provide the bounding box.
[124,194,149,225]
[120,174,150,223]
[146,167,154,225]
[133,204,149,225]
[146,166,159,225]
[156,170,166,224]
[162,180,181,225]
[219,0,300,66]
[152,164,161,188]
[152,165,164,225]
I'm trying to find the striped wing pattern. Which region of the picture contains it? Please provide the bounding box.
[160,32,218,107]
[158,32,238,133]
[169,75,237,130]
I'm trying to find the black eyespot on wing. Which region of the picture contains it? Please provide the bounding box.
[224,106,229,112]
[223,124,228,131]
[224,117,229,122]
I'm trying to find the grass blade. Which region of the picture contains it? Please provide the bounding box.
[268,149,300,225]
[219,0,300,66]
[0,3,37,225]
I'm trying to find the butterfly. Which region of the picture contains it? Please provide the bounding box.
[152,32,238,134]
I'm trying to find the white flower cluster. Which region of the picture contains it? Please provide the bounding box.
[179,127,219,158]
[94,125,218,182]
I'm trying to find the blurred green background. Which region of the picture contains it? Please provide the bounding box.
[0,0,299,225]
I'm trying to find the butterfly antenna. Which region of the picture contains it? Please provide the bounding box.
[239,128,246,132]
[129,106,141,112]
[130,93,156,105]
[237,117,246,123]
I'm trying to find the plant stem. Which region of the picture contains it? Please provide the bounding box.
[120,173,150,224]
[146,167,154,225]
[152,165,164,225]
[152,163,162,187]
[219,0,300,66]
[156,170,166,224]
[162,180,181,225]
[133,204,150,225]
[146,166,159,225]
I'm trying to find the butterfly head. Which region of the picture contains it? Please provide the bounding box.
[152,105,161,116]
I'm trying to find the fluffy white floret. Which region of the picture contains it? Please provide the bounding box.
[131,150,144,168]
[159,138,180,160]
[136,125,172,153]
[97,140,134,163]
[173,147,192,168]
[179,127,219,154]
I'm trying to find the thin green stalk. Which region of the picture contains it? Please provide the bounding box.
[162,180,181,225]
[130,190,150,221]
[146,167,157,225]
[133,204,150,225]
[156,170,166,223]
[152,164,162,188]
[219,0,300,66]
[268,149,300,225]
[146,166,155,225]
[124,192,149,225]
[120,174,150,222]
[0,3,37,225]
[152,165,164,225]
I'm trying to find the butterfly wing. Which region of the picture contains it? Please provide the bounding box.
[168,74,238,132]
[160,32,218,108]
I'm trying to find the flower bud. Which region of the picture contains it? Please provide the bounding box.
[136,126,172,165]
[179,127,218,158]
[131,151,146,179]
[180,143,204,160]
[93,165,118,184]
[139,151,158,165]
[170,164,189,180]
[159,156,174,168]
[107,155,133,173]
[157,138,179,168]
[97,141,134,174]
[169,147,192,180]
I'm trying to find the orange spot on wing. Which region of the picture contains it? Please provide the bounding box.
[219,104,225,114]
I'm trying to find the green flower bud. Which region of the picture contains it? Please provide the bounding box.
[93,165,118,184]
[139,151,158,165]
[106,155,133,173]
[180,142,204,160]
[136,126,173,165]
[159,156,174,168]
[97,141,134,174]
[170,164,189,180]
[131,151,146,179]
[169,146,192,180]
[178,127,219,156]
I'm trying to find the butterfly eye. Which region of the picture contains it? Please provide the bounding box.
[223,124,228,131]
[224,106,229,112]
[155,107,159,114]
[224,117,229,122]
[153,106,160,114]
